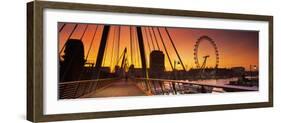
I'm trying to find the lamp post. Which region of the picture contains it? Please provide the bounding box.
[174,60,177,70]
[174,60,181,70]
[174,60,182,80]
[173,60,177,80]
[250,65,257,81]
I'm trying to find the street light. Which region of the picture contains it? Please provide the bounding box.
[174,60,180,70]
[250,65,257,81]
[253,65,257,70]
[173,60,180,80]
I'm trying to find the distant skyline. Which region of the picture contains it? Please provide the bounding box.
[58,23,259,71]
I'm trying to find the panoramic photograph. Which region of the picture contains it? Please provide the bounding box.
[58,22,259,99]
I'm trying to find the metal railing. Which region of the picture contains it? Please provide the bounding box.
[59,78,118,99]
[134,78,258,95]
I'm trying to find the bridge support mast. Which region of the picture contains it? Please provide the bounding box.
[136,27,150,91]
[95,25,110,75]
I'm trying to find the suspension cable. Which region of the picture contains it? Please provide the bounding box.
[156,28,174,70]
[59,23,66,32]
[102,26,112,66]
[144,28,152,52]
[147,27,156,50]
[109,26,117,69]
[116,49,126,65]
[79,25,89,40]
[77,24,91,80]
[59,24,78,55]
[85,25,99,62]
[61,24,87,81]
[143,28,151,68]
[164,28,186,71]
[115,26,121,66]
[132,27,137,66]
[130,26,134,65]
[151,27,160,50]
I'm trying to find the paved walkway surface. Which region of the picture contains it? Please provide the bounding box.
[82,79,146,98]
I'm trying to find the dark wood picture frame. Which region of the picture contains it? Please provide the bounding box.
[27,1,273,122]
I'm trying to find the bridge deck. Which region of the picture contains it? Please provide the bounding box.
[82,79,146,98]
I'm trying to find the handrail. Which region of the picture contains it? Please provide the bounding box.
[59,78,119,85]
[135,78,258,91]
[59,78,119,99]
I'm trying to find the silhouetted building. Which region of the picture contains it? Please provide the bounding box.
[60,39,85,82]
[149,50,165,78]
[231,67,245,77]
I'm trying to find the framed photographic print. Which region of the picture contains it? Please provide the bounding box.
[27,0,273,122]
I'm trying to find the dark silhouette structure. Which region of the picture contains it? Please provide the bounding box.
[149,50,165,78]
[60,39,85,82]
[149,50,165,94]
[57,24,258,99]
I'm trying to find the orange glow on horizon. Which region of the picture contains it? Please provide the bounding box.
[58,23,259,71]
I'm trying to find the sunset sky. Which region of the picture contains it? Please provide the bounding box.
[58,23,259,71]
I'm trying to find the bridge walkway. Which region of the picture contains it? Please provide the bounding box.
[82,79,146,98]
